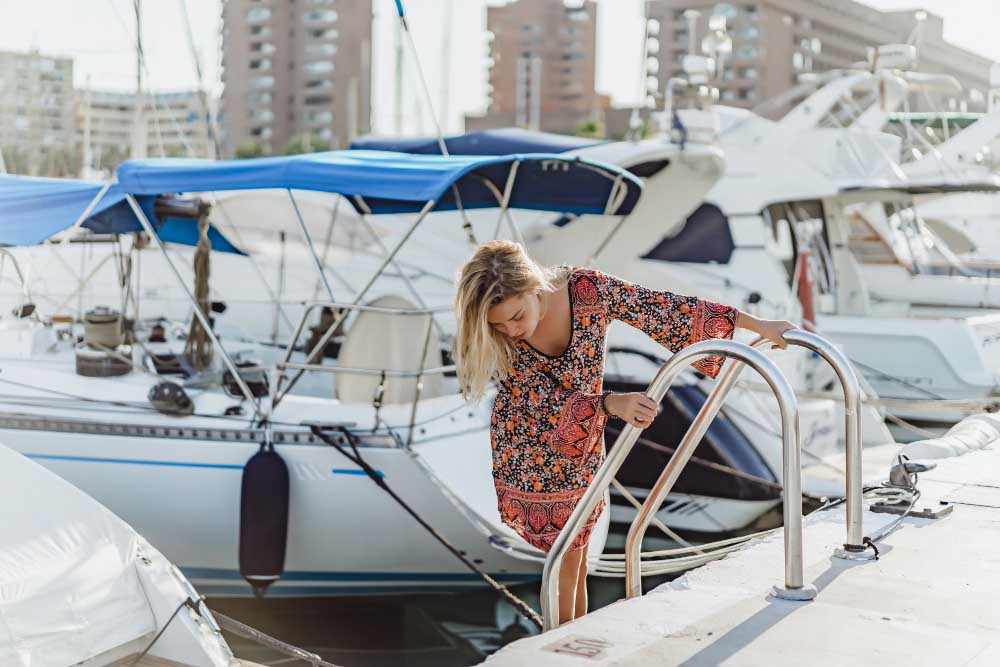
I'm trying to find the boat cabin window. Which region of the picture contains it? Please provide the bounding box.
[764,200,836,296]
[641,203,734,264]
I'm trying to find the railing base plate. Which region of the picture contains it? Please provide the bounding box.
[833,545,876,561]
[770,584,817,601]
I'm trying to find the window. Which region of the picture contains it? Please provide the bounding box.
[303,9,337,22]
[308,110,333,124]
[305,60,334,74]
[305,94,333,105]
[311,28,338,39]
[249,58,272,71]
[306,79,332,89]
[735,44,758,59]
[249,109,273,122]
[251,75,275,88]
[737,25,758,40]
[713,3,738,18]
[247,93,271,105]
[247,7,271,22]
[306,43,337,57]
[251,25,272,37]
[251,42,276,54]
[642,204,734,264]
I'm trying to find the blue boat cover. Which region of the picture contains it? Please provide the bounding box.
[115,149,641,216]
[0,175,243,253]
[350,127,607,155]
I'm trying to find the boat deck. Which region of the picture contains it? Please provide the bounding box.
[483,444,1000,666]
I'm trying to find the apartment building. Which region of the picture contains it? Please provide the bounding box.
[220,0,372,156]
[645,1,994,114]
[0,50,76,176]
[467,0,602,134]
[77,89,215,175]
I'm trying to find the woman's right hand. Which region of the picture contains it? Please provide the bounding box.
[605,392,660,429]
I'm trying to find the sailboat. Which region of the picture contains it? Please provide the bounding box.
[0,149,644,596]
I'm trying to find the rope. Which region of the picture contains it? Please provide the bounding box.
[126,596,202,667]
[184,215,213,370]
[309,425,544,630]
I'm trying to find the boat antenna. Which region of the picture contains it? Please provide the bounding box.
[392,0,449,155]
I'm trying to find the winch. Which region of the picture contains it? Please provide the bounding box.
[75,306,132,377]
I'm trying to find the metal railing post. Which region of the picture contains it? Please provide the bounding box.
[540,339,807,630]
[781,330,868,559]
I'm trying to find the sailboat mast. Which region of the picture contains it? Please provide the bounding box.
[132,0,147,159]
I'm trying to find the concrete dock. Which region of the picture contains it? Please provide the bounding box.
[483,443,1000,666]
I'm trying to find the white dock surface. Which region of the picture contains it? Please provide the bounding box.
[483,445,1000,666]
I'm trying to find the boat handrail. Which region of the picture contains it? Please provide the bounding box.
[276,299,453,446]
[279,361,455,379]
[540,338,807,630]
[623,330,867,605]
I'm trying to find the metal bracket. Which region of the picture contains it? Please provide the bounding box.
[870,501,953,520]
[770,583,818,601]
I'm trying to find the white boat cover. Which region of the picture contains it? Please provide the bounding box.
[0,444,155,666]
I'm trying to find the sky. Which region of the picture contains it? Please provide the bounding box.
[0,0,998,135]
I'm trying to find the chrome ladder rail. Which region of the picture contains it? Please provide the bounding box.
[624,329,869,602]
[540,338,805,630]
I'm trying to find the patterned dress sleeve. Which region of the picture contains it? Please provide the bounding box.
[589,269,739,379]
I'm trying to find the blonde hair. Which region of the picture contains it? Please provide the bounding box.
[454,241,569,400]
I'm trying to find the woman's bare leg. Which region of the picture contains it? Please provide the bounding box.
[574,547,589,619]
[557,547,583,625]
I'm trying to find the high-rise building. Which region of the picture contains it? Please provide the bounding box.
[76,89,215,176]
[467,0,602,134]
[220,0,372,157]
[0,50,76,176]
[645,1,994,115]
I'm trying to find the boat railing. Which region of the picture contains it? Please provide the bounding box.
[274,300,455,445]
[541,338,807,630]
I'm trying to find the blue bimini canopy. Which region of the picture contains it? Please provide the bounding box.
[0,174,242,253]
[115,149,642,216]
[350,127,608,156]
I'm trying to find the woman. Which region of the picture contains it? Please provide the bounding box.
[453,240,793,625]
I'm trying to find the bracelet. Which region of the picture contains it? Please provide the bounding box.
[600,391,617,420]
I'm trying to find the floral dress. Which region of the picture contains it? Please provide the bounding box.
[490,268,739,552]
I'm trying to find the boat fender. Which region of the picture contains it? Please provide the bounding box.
[239,442,289,597]
[147,381,194,416]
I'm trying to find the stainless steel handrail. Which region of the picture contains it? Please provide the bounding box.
[277,362,455,379]
[623,330,868,602]
[275,299,453,445]
[540,339,804,630]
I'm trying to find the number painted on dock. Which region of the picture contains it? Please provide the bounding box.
[543,635,614,660]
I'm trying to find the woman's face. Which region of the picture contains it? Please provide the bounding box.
[487,292,542,343]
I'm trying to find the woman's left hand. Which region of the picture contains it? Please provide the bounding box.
[737,313,797,349]
[757,318,797,349]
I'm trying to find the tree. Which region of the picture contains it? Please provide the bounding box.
[574,119,603,139]
[285,134,331,155]
[235,142,265,159]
